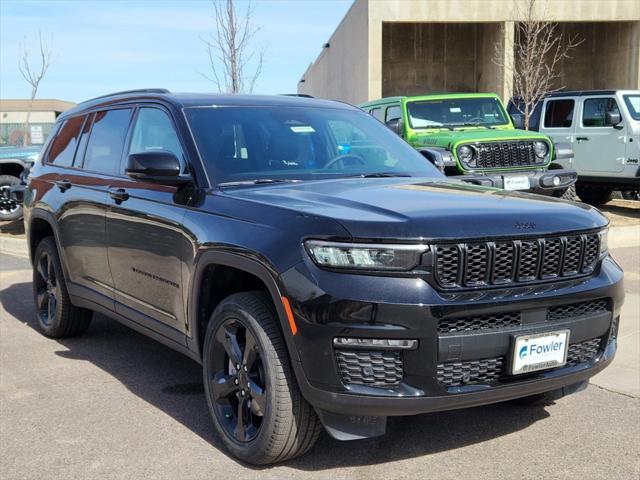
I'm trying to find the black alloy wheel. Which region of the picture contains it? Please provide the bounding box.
[209,318,267,443]
[34,250,58,327]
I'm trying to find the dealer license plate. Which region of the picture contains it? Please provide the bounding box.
[511,330,570,375]
[503,176,530,191]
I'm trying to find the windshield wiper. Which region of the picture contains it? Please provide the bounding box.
[449,122,494,129]
[218,178,302,187]
[355,172,412,178]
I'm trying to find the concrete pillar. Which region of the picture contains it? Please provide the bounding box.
[501,21,515,102]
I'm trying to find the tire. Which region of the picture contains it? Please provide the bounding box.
[32,237,92,338]
[576,185,613,206]
[621,190,639,201]
[202,291,321,465]
[553,184,578,201]
[0,175,23,221]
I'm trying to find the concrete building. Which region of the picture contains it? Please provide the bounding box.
[298,0,640,104]
[0,99,76,146]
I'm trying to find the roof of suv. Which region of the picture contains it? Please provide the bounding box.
[60,89,354,119]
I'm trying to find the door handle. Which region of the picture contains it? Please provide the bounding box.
[108,188,129,203]
[54,179,72,192]
[576,137,590,141]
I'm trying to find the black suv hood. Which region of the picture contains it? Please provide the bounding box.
[225,178,607,240]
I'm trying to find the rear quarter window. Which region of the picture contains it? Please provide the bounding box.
[544,99,575,128]
[46,116,85,166]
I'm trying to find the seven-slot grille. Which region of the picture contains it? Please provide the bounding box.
[434,232,600,289]
[472,141,544,168]
[470,141,542,169]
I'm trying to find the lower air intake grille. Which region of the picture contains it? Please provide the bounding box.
[565,338,601,367]
[335,350,403,387]
[437,357,504,387]
[438,312,521,334]
[437,337,602,387]
[547,298,609,321]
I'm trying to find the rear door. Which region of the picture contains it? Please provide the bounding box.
[573,96,626,173]
[53,108,132,310]
[106,105,191,339]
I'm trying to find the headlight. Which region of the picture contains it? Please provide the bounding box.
[304,240,427,271]
[533,141,548,158]
[456,145,475,166]
[598,228,608,258]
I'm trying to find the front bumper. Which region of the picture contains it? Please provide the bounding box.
[281,255,623,420]
[458,169,577,195]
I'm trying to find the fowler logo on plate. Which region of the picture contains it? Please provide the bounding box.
[512,330,570,375]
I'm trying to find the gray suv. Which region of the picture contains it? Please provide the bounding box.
[508,90,640,204]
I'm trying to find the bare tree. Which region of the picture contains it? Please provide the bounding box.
[494,0,583,130]
[18,31,53,146]
[201,0,265,93]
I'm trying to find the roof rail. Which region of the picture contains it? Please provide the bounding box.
[280,93,314,98]
[80,88,170,104]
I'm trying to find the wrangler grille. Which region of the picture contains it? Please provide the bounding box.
[472,141,542,169]
[437,337,603,387]
[433,232,600,290]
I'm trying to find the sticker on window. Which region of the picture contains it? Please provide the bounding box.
[290,126,315,133]
[449,107,461,113]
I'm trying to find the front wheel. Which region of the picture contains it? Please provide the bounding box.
[202,291,321,465]
[576,185,613,205]
[552,184,578,201]
[0,175,23,221]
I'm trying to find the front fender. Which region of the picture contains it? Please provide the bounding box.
[186,249,300,364]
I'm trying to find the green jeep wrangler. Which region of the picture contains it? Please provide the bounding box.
[359,93,577,199]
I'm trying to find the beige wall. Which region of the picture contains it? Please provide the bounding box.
[297,0,369,104]
[299,0,640,103]
[0,111,57,124]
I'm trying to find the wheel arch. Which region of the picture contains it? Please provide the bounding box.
[0,160,27,178]
[27,209,70,276]
[187,250,300,365]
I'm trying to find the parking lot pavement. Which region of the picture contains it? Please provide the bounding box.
[0,227,638,479]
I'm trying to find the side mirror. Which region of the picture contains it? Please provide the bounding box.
[126,150,191,185]
[510,113,524,130]
[385,118,403,136]
[605,111,622,128]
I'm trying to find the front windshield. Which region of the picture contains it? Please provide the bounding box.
[623,94,640,121]
[407,97,510,129]
[185,106,443,185]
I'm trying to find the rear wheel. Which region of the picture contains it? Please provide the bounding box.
[0,175,22,221]
[202,291,321,465]
[621,190,639,201]
[576,185,613,205]
[32,237,92,337]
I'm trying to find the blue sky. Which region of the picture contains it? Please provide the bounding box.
[0,0,352,102]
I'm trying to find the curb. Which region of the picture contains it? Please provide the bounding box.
[0,236,29,258]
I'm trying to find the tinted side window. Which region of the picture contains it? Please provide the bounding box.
[83,109,132,174]
[385,105,402,122]
[583,98,620,127]
[129,108,184,162]
[47,116,85,166]
[544,99,574,128]
[370,108,384,122]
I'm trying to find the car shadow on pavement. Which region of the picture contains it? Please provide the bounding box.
[1,281,551,470]
[0,218,25,236]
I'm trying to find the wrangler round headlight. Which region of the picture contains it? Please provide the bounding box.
[456,145,475,166]
[533,141,548,158]
[304,240,427,271]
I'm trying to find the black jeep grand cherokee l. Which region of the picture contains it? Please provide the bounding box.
[24,90,623,465]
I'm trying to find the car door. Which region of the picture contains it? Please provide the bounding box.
[53,109,133,311]
[573,96,626,173]
[106,105,191,339]
[539,97,576,144]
